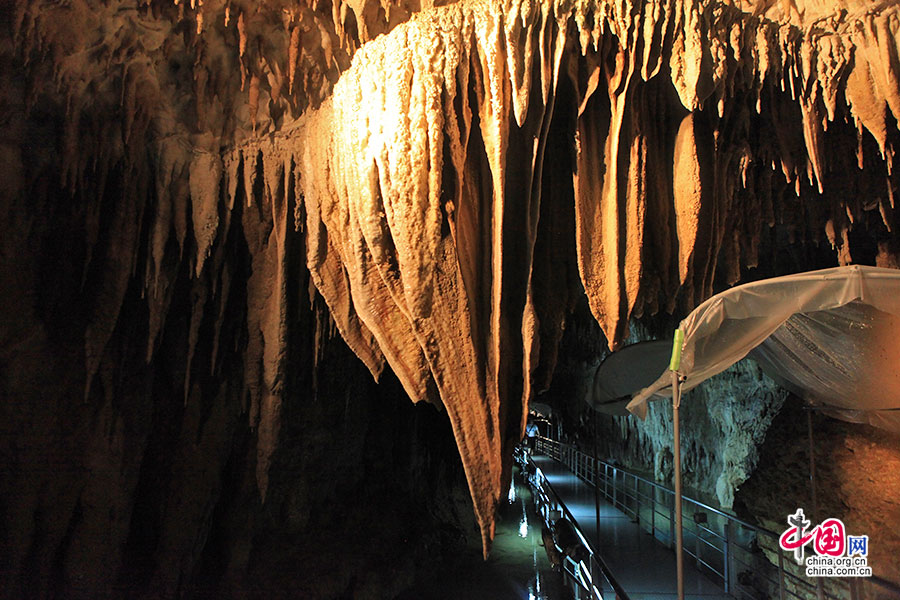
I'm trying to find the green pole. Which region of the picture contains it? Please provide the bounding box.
[670,329,685,600]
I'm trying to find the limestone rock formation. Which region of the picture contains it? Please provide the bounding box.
[4,0,900,586]
[281,0,900,551]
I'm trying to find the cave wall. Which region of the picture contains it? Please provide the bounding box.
[545,285,900,586]
[0,25,477,595]
[4,0,900,592]
[593,359,788,510]
[545,305,788,509]
[0,146,477,598]
[737,402,900,592]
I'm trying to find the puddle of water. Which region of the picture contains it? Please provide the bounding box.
[398,465,571,600]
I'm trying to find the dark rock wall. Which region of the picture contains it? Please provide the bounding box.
[737,403,900,592]
[0,50,475,600]
[0,165,475,598]
[547,299,787,508]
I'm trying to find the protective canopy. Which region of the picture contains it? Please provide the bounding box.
[529,402,556,418]
[627,265,900,431]
[588,341,671,416]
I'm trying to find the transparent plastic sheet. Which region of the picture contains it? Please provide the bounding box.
[627,266,900,432]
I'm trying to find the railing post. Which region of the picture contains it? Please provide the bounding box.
[669,492,676,549]
[585,455,589,484]
[695,524,702,570]
[634,477,640,525]
[612,468,617,509]
[723,520,731,594]
[603,464,609,501]
[589,551,596,600]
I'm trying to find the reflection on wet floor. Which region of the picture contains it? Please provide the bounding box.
[398,465,571,600]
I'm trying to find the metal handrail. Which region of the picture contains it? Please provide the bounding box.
[519,449,630,600]
[534,436,900,600]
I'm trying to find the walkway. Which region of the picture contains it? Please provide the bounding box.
[531,453,731,600]
[397,461,567,599]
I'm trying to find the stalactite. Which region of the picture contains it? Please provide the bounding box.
[281,0,900,552]
[188,149,223,277]
[9,0,900,561]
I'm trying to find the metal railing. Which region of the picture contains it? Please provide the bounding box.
[517,447,629,600]
[535,436,900,600]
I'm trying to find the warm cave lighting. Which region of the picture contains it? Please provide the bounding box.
[7,0,900,596]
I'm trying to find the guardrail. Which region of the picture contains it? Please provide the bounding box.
[517,447,629,600]
[534,436,900,600]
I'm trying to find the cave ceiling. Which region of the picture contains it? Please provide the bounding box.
[6,0,900,554]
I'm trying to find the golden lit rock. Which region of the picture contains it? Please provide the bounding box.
[9,0,900,561]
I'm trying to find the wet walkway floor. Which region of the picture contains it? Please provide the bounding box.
[532,454,732,600]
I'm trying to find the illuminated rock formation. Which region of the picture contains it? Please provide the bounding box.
[4,0,900,587]
[281,0,900,552]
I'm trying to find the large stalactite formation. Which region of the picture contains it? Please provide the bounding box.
[3,0,900,589]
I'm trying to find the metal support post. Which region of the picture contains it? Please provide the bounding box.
[612,468,617,509]
[673,370,685,600]
[634,477,640,525]
[809,408,824,600]
[594,410,602,590]
[723,520,732,593]
[670,329,686,600]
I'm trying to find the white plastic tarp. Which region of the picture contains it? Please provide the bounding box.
[627,265,900,431]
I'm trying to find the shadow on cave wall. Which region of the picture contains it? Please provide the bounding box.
[0,122,478,600]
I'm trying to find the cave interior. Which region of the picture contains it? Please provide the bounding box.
[2,0,900,597]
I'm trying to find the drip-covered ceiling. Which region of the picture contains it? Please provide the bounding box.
[7,0,900,556]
